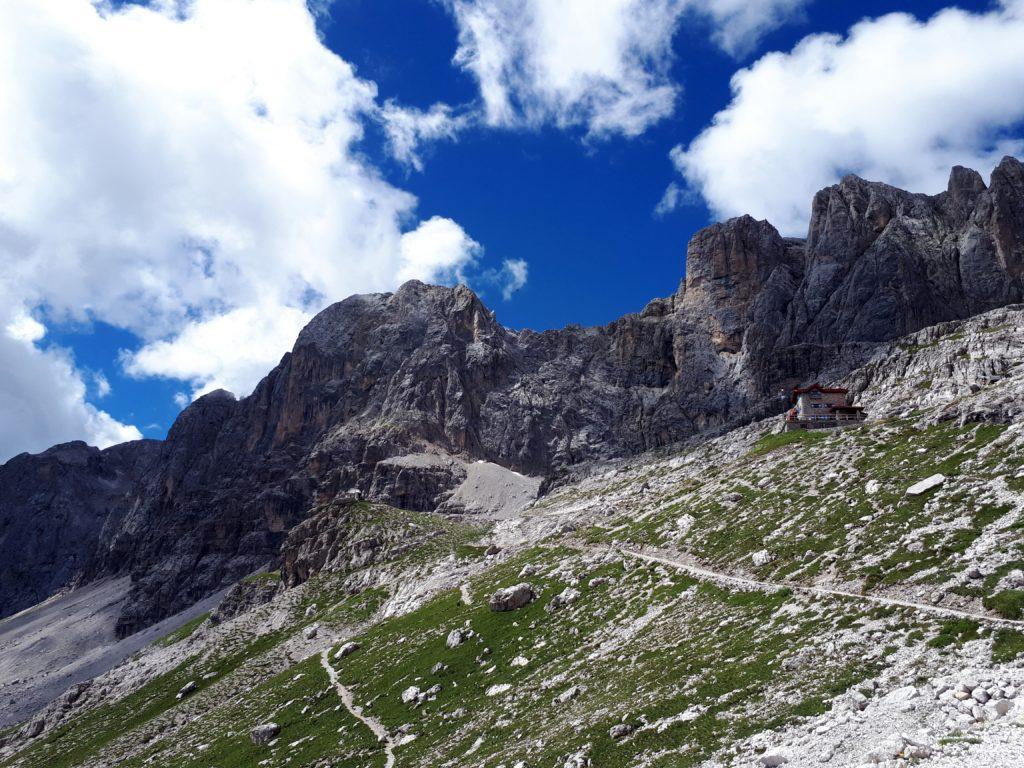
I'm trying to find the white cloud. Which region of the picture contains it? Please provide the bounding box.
[5,312,46,344]
[484,258,529,300]
[444,0,808,137]
[654,182,685,218]
[380,101,471,171]
[123,302,313,401]
[92,371,112,399]
[397,216,483,285]
[0,0,523,442]
[0,299,140,461]
[693,0,808,56]
[668,1,1024,235]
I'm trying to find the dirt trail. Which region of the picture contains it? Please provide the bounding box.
[619,547,1024,629]
[319,648,396,768]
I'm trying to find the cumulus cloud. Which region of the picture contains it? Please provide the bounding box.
[444,0,807,137]
[0,299,140,461]
[122,302,313,400]
[0,0,523,443]
[667,1,1024,235]
[397,216,484,284]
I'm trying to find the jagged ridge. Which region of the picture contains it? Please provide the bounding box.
[1,157,1022,635]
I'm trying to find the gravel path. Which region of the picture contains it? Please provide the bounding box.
[621,546,1024,629]
[319,648,395,768]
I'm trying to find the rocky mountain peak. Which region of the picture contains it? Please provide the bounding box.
[947,164,987,211]
[3,158,1024,636]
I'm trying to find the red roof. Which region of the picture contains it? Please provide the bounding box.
[791,383,848,403]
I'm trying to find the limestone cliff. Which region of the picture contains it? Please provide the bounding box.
[2,158,1023,634]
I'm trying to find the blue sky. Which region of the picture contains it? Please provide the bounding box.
[2,0,1023,460]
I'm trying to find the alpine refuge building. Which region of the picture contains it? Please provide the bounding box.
[783,384,866,432]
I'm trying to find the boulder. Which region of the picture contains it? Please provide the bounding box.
[488,583,536,612]
[176,681,198,700]
[752,549,774,567]
[555,685,583,704]
[609,723,634,739]
[906,474,945,496]
[446,628,466,648]
[760,753,789,767]
[303,623,319,640]
[250,722,280,745]
[546,587,582,613]
[334,641,360,660]
[401,686,422,705]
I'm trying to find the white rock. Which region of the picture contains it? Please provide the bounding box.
[883,686,918,703]
[486,683,512,697]
[401,686,421,704]
[752,549,775,567]
[609,723,634,739]
[446,629,465,649]
[555,685,582,704]
[906,474,945,496]
[676,514,695,533]
[334,641,360,660]
[760,753,789,767]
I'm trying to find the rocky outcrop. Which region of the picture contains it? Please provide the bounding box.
[0,439,160,619]
[2,158,1023,635]
[279,500,441,587]
[782,157,1024,346]
[209,575,280,625]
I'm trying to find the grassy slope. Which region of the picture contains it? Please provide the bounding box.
[0,504,488,768]
[607,418,1020,599]
[3,416,1021,768]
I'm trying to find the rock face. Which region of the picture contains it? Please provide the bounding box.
[0,440,160,619]
[209,576,279,625]
[2,158,1024,634]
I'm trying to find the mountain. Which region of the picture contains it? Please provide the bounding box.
[1,157,1023,639]
[2,301,1023,767]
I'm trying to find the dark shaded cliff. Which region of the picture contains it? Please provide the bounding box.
[2,158,1023,633]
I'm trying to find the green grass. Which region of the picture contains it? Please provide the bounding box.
[453,544,488,559]
[749,429,827,457]
[927,619,981,649]
[124,655,383,768]
[154,612,210,648]
[983,590,1024,620]
[992,629,1024,663]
